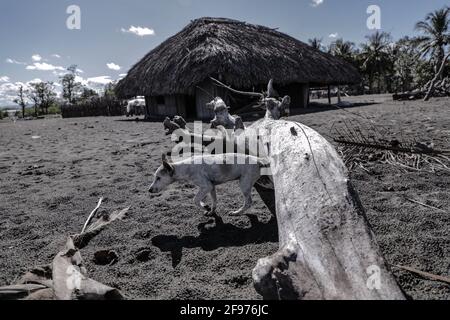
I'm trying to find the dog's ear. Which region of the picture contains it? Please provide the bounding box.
[281,95,291,107]
[162,154,174,175]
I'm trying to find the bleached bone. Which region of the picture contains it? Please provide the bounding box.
[210,78,290,120]
[246,118,406,300]
[207,97,244,130]
[172,115,187,129]
[234,116,245,131]
[163,117,182,135]
[262,96,291,120]
[267,79,279,98]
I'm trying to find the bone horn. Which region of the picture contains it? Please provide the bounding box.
[210,77,264,99]
[267,79,279,98]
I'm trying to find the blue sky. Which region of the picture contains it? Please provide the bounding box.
[0,0,448,106]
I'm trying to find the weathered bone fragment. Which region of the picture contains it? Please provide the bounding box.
[247,118,406,300]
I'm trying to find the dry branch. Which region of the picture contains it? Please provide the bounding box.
[81,197,103,234]
[392,265,450,285]
[404,198,447,213]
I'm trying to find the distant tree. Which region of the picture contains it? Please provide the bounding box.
[103,82,117,98]
[413,58,435,88]
[80,87,98,101]
[28,82,57,116]
[390,37,415,92]
[329,39,356,63]
[61,65,82,104]
[13,85,28,118]
[414,6,450,78]
[360,31,393,93]
[308,38,324,51]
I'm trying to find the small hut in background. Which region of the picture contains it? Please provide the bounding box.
[115,17,361,120]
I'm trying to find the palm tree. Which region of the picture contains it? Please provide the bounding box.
[414,6,450,77]
[360,31,392,93]
[329,39,356,63]
[308,38,324,51]
[392,37,417,92]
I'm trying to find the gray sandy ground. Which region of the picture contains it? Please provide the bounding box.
[0,96,448,299]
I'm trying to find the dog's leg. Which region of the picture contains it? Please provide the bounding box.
[210,186,217,214]
[230,179,253,216]
[194,185,213,215]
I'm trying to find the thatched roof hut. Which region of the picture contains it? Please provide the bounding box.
[116,17,361,119]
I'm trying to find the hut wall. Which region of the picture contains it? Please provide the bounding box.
[280,83,310,108]
[145,96,156,116]
[145,95,187,118]
[195,80,217,120]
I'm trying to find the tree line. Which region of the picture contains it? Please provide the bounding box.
[9,6,449,118]
[309,6,449,95]
[13,64,120,118]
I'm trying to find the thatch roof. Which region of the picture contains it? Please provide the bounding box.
[116,17,361,98]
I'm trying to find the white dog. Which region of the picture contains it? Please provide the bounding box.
[149,154,268,215]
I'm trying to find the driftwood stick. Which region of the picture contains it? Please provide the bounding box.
[405,198,447,213]
[391,265,450,285]
[81,197,103,234]
[334,139,447,155]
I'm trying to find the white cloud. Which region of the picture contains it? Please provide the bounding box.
[52,71,66,77]
[0,76,10,82]
[26,62,65,71]
[119,73,127,77]
[32,54,42,62]
[52,54,61,59]
[311,0,324,7]
[6,58,26,65]
[87,76,113,85]
[27,78,43,85]
[73,75,113,92]
[329,33,339,38]
[107,62,121,71]
[121,25,155,37]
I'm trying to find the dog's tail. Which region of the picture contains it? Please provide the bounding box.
[257,157,270,168]
[256,158,274,189]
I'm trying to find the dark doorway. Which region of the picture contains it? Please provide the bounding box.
[185,95,197,119]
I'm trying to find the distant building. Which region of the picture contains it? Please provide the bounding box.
[116,17,360,120]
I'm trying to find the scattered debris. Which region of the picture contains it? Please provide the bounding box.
[0,198,129,300]
[332,119,450,173]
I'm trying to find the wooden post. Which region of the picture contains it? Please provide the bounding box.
[327,85,332,105]
[337,85,342,104]
[307,88,310,107]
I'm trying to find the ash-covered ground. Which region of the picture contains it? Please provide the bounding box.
[0,95,448,299]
